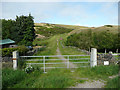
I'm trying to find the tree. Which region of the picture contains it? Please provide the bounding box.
[2,14,36,46]
[15,14,35,46]
[2,19,16,40]
[93,31,116,52]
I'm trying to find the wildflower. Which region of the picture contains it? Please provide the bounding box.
[24,65,33,73]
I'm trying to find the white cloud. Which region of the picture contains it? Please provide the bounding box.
[1,2,118,26]
[1,2,60,21]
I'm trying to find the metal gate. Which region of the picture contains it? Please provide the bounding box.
[20,55,90,73]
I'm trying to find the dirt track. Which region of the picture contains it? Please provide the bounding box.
[56,40,76,68]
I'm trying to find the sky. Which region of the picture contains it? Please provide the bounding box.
[1,1,118,27]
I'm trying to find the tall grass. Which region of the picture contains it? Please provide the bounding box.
[12,70,43,88]
[12,69,76,88]
[105,76,120,88]
[2,69,27,88]
[2,65,119,88]
[75,65,119,80]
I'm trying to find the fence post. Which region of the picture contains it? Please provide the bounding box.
[67,56,69,68]
[12,51,19,70]
[43,56,46,73]
[90,48,97,67]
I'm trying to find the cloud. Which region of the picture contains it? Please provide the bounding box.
[1,2,118,27]
[1,2,60,21]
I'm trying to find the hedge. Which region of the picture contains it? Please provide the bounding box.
[1,45,28,57]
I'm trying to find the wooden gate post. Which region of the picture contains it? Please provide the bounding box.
[90,48,97,67]
[12,51,19,70]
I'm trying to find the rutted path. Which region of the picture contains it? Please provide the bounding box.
[56,40,76,68]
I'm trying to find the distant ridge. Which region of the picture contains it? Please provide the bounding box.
[34,23,118,36]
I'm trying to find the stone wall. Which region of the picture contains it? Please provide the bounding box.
[97,53,117,65]
[2,57,13,68]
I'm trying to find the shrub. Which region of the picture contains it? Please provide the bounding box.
[2,48,16,57]
[17,45,29,55]
[2,45,28,57]
[105,25,113,27]
[35,26,72,37]
[65,30,93,50]
[65,31,118,53]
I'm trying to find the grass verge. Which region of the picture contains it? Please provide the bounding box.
[74,65,119,81]
[105,76,120,88]
[11,68,77,88]
[2,69,27,88]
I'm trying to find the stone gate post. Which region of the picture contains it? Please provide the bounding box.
[90,48,97,67]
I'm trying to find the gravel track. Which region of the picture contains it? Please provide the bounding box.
[70,80,106,88]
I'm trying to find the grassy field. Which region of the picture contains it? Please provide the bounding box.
[34,35,59,55]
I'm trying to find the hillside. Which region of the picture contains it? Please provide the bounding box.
[68,25,118,36]
[34,23,118,36]
[34,23,88,29]
[34,23,73,37]
[92,25,118,33]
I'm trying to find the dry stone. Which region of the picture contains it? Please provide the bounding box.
[97,53,116,65]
